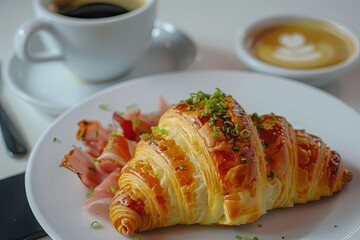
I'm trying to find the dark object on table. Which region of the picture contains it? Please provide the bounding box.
[0,103,27,156]
[0,172,47,239]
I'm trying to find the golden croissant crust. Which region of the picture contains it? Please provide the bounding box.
[109,89,352,236]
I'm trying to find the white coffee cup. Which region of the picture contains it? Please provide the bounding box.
[15,0,157,82]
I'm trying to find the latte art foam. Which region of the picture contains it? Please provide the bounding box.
[246,20,356,69]
[273,33,322,62]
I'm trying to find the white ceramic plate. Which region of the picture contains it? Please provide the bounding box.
[26,71,360,240]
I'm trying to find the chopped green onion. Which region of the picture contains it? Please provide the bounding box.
[185,89,257,140]
[109,130,123,137]
[251,112,259,121]
[140,133,150,139]
[104,138,114,151]
[224,120,233,127]
[241,157,247,163]
[209,115,217,125]
[251,112,264,122]
[151,126,159,134]
[235,235,259,240]
[78,132,84,140]
[240,129,250,138]
[269,119,277,124]
[92,158,100,163]
[234,124,242,131]
[133,119,140,128]
[178,164,185,170]
[99,103,110,110]
[256,124,264,130]
[87,190,95,198]
[185,98,192,104]
[53,137,61,143]
[230,129,239,136]
[108,185,117,194]
[232,146,240,151]
[90,221,102,229]
[211,132,220,139]
[159,128,168,135]
[261,140,268,148]
[133,237,141,240]
[150,126,168,135]
[222,126,231,135]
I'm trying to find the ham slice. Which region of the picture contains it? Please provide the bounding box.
[60,96,169,210]
[94,133,136,174]
[77,120,110,157]
[113,96,170,141]
[83,168,121,208]
[60,146,107,189]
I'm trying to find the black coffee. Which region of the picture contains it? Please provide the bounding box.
[60,3,129,19]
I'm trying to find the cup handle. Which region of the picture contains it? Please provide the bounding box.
[14,19,63,62]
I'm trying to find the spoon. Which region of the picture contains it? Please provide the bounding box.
[0,103,27,156]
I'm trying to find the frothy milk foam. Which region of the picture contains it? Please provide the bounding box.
[246,19,355,69]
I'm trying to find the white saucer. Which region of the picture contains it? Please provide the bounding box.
[2,21,197,116]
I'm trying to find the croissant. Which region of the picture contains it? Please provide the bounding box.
[109,89,352,236]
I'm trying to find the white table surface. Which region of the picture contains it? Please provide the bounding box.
[0,0,360,239]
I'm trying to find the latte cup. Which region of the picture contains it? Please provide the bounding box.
[15,0,157,82]
[234,15,360,86]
